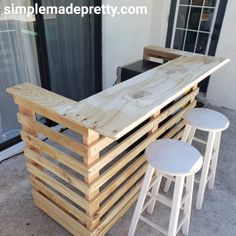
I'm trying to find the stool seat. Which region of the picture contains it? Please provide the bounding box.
[184,108,229,132]
[146,139,203,176]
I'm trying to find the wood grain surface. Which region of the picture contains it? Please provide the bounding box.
[7,47,229,140]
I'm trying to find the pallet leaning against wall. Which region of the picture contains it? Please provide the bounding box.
[7,81,199,236]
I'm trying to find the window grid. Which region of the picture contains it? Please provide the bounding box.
[194,0,206,52]
[176,27,210,34]
[179,4,216,9]
[172,0,220,55]
[181,0,193,51]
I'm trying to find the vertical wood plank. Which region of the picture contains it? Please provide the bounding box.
[83,129,100,230]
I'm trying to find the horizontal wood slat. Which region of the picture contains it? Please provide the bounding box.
[93,163,147,221]
[26,163,90,211]
[14,97,89,136]
[30,176,87,225]
[88,91,198,174]
[18,113,87,157]
[21,131,88,176]
[25,148,88,194]
[33,190,91,236]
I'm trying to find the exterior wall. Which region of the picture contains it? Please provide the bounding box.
[149,0,171,46]
[102,0,153,89]
[102,0,171,89]
[207,0,236,110]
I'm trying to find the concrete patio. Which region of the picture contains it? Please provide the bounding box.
[0,105,235,236]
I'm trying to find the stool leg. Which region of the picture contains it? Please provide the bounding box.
[168,176,185,236]
[208,132,221,190]
[181,124,192,142]
[182,174,194,235]
[128,164,155,236]
[147,174,162,214]
[163,177,172,193]
[182,124,196,144]
[196,131,216,210]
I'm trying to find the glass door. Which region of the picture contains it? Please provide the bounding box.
[40,0,102,101]
[0,0,40,149]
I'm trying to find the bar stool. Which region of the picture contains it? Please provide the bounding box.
[164,108,229,210]
[128,139,203,236]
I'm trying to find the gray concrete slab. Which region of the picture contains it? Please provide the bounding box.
[0,106,236,236]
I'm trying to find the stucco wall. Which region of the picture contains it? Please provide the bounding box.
[102,0,153,89]
[207,0,236,110]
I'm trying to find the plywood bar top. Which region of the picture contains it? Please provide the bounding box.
[7,46,229,140]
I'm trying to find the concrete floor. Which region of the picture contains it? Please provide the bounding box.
[0,105,236,236]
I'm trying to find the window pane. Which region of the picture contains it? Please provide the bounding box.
[174,29,186,50]
[184,31,197,52]
[177,6,189,28]
[196,33,209,54]
[180,0,191,4]
[192,0,204,6]
[200,8,214,32]
[188,7,202,30]
[204,0,217,7]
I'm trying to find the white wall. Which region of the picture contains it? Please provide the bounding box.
[102,0,153,89]
[149,0,171,46]
[207,0,236,110]
[102,0,171,89]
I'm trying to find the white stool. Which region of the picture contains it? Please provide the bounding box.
[128,139,203,236]
[164,108,229,210]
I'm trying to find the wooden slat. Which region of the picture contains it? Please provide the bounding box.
[30,176,87,225]
[89,103,191,196]
[89,152,145,197]
[173,130,184,140]
[143,45,198,61]
[21,131,87,176]
[7,84,89,136]
[33,190,91,236]
[88,90,198,174]
[87,136,114,157]
[163,120,186,139]
[57,55,228,139]
[25,148,89,194]
[18,113,87,157]
[93,182,142,236]
[26,163,90,211]
[95,156,147,206]
[93,163,147,221]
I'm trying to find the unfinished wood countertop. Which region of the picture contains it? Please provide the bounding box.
[7,46,229,140]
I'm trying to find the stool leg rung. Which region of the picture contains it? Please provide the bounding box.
[147,175,162,214]
[181,192,190,207]
[147,192,172,208]
[193,137,207,145]
[177,215,188,234]
[141,198,153,214]
[139,216,168,235]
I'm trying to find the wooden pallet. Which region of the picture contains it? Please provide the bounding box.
[7,46,228,236]
[7,86,197,236]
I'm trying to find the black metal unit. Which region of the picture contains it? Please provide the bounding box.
[120,59,161,82]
